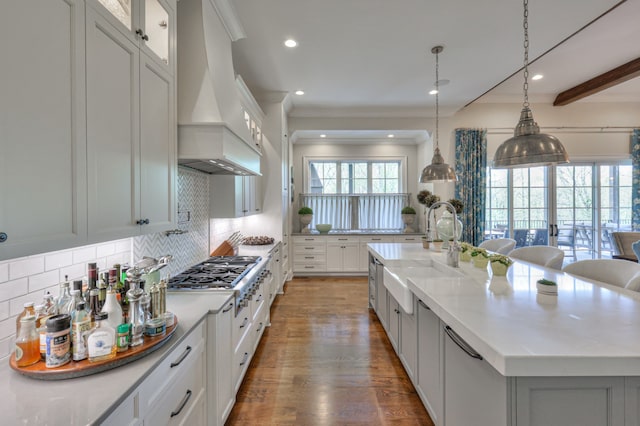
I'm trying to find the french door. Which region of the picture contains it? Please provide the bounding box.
[485,162,632,264]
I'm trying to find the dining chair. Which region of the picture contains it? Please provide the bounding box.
[508,246,565,270]
[479,238,517,255]
[557,228,576,260]
[562,259,640,290]
[612,232,640,259]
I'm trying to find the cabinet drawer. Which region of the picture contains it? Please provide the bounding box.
[139,321,206,415]
[293,244,326,254]
[233,330,252,392]
[293,236,323,243]
[394,235,421,243]
[326,235,358,243]
[293,263,327,272]
[360,235,396,243]
[293,253,326,263]
[232,310,252,353]
[144,342,206,426]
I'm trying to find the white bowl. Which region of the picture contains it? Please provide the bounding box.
[315,224,332,233]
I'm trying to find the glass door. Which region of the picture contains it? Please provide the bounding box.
[484,167,550,249]
[554,164,596,261]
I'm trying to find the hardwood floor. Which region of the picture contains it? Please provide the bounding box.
[226,276,434,426]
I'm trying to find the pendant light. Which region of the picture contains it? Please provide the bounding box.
[420,46,457,183]
[492,0,569,168]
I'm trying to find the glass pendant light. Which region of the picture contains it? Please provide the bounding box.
[493,0,569,168]
[420,46,457,183]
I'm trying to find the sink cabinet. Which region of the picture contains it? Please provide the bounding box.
[416,299,442,424]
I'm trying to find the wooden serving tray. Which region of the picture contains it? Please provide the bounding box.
[9,316,178,380]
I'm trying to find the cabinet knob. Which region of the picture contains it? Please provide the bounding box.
[136,219,150,225]
[0,232,6,243]
[135,29,149,41]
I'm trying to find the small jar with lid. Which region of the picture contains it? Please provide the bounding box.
[117,323,130,353]
[45,314,71,368]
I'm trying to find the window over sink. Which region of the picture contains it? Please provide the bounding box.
[301,157,409,231]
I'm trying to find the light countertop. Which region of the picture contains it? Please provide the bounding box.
[368,243,640,377]
[0,291,232,425]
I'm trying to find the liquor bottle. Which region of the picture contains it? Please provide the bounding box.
[15,302,35,337]
[42,292,56,315]
[70,289,84,311]
[101,285,123,331]
[71,301,91,361]
[73,280,83,299]
[15,315,40,367]
[98,272,108,311]
[34,303,50,360]
[87,312,117,362]
[86,263,98,304]
[88,288,100,323]
[56,280,74,315]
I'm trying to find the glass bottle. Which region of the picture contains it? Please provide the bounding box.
[42,292,56,315]
[15,302,35,337]
[101,285,123,330]
[71,301,91,361]
[98,272,108,310]
[56,281,73,315]
[34,303,51,360]
[87,262,98,293]
[71,289,84,311]
[87,312,117,362]
[88,288,100,323]
[73,280,83,299]
[15,315,40,367]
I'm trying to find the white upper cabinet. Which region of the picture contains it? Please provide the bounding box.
[86,0,176,241]
[0,0,88,260]
[91,0,174,74]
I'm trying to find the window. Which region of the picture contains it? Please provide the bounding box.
[302,158,407,231]
[309,160,400,194]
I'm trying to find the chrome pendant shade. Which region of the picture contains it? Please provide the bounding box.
[492,0,569,169]
[493,106,569,168]
[420,147,457,182]
[420,45,457,183]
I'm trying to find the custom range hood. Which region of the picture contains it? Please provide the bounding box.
[177,0,261,176]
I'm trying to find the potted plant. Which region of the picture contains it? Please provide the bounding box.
[298,206,313,233]
[536,278,558,295]
[459,242,474,262]
[470,247,489,269]
[430,238,444,252]
[401,206,417,233]
[489,254,513,276]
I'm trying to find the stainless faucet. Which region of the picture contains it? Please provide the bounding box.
[427,201,460,268]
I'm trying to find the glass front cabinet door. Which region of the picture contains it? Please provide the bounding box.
[93,0,173,73]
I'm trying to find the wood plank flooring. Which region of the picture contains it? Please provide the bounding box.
[226,276,434,426]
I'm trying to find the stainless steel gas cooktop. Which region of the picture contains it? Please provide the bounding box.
[167,256,261,290]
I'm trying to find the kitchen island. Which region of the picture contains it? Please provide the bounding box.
[369,243,640,426]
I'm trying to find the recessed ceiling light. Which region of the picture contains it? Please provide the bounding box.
[284,39,297,48]
[320,134,327,138]
[531,74,543,81]
[387,134,395,138]
[295,90,305,95]
[429,89,438,95]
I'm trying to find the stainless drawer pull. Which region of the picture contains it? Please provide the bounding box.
[256,322,263,333]
[170,389,192,418]
[418,299,431,310]
[170,346,192,368]
[338,238,348,241]
[304,247,314,250]
[239,317,249,329]
[304,238,314,241]
[304,256,314,259]
[239,352,249,366]
[223,303,234,313]
[444,325,483,360]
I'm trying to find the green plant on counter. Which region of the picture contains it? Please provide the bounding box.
[401,206,416,214]
[489,254,513,267]
[537,278,557,286]
[470,247,489,258]
[459,242,474,253]
[298,206,313,215]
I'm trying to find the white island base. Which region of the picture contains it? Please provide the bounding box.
[368,243,640,426]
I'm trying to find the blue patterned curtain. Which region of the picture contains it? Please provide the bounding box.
[632,129,640,231]
[454,128,487,245]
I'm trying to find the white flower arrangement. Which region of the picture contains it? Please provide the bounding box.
[459,242,473,253]
[470,247,489,258]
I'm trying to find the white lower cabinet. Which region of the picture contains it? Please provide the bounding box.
[326,237,360,272]
[207,299,235,426]
[388,299,401,352]
[416,299,441,425]
[443,324,509,426]
[102,390,142,426]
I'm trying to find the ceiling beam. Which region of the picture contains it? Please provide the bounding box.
[553,57,640,106]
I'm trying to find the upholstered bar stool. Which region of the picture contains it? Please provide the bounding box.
[508,246,565,270]
[479,238,517,255]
